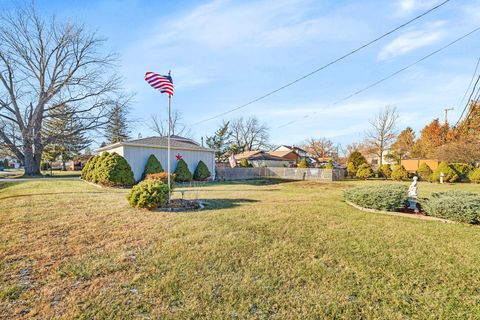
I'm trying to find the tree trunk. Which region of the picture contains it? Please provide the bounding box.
[23,142,42,176]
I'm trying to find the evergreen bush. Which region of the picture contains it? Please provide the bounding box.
[450,163,473,182]
[346,162,356,178]
[127,179,170,210]
[91,152,110,183]
[422,191,480,224]
[326,160,334,169]
[379,164,392,179]
[239,158,252,167]
[142,154,164,180]
[81,156,95,180]
[356,163,373,180]
[145,172,175,189]
[344,184,408,211]
[174,159,193,182]
[470,168,480,184]
[193,160,211,180]
[96,152,135,187]
[431,161,458,183]
[298,159,309,168]
[391,164,409,181]
[417,162,432,181]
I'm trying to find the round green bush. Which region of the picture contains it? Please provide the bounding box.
[127,179,170,210]
[174,158,193,182]
[96,152,135,186]
[142,154,164,180]
[470,168,480,184]
[193,160,211,180]
[81,156,95,180]
[417,162,432,181]
[356,163,373,180]
[91,152,110,183]
[422,191,480,224]
[326,160,334,169]
[298,159,309,168]
[379,164,392,179]
[344,184,408,211]
[391,164,409,181]
[346,162,356,178]
[431,161,458,183]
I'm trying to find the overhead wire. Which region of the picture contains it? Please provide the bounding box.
[189,0,452,127]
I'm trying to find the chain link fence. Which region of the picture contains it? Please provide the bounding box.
[216,167,345,181]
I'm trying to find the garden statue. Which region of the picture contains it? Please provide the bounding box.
[440,172,444,184]
[407,176,419,213]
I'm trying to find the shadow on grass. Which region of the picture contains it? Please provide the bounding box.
[176,178,297,189]
[201,198,259,210]
[0,191,105,201]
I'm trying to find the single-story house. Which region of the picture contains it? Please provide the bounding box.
[96,135,216,181]
[233,151,291,167]
[275,145,308,158]
[268,149,301,164]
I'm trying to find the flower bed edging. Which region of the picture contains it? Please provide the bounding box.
[344,200,455,224]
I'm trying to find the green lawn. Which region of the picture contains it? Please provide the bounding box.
[0,169,82,179]
[1,179,479,319]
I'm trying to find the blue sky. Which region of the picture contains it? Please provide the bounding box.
[3,0,480,148]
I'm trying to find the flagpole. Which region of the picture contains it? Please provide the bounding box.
[167,93,171,203]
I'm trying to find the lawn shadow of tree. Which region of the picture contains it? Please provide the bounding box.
[200,198,259,210]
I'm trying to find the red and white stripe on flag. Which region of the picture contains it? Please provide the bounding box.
[145,72,174,96]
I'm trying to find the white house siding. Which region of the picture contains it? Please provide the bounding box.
[103,146,124,157]
[122,146,215,181]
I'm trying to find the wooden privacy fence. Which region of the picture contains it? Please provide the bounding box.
[216,167,345,181]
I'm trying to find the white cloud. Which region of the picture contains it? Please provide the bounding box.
[396,0,442,14]
[377,21,447,60]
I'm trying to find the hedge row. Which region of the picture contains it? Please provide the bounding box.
[422,191,480,224]
[343,184,408,211]
[82,152,135,187]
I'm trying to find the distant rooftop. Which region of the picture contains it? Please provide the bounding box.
[97,135,214,152]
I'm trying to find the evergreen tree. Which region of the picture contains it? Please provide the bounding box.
[174,159,192,182]
[142,154,164,180]
[43,104,91,170]
[105,104,130,144]
[193,160,211,180]
[206,121,231,161]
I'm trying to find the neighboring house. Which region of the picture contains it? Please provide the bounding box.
[401,159,439,173]
[275,145,308,158]
[268,149,301,164]
[96,135,216,181]
[365,150,396,168]
[0,156,21,169]
[234,151,291,167]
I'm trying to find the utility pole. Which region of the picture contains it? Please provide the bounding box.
[444,107,454,124]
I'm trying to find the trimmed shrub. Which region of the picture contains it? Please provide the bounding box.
[450,163,473,182]
[470,168,480,184]
[91,152,110,183]
[344,184,408,211]
[239,158,252,167]
[422,191,480,224]
[431,161,458,183]
[417,162,432,181]
[145,172,175,190]
[379,164,392,179]
[127,179,170,210]
[81,156,93,179]
[298,159,309,168]
[96,152,135,187]
[142,154,164,180]
[326,160,334,169]
[347,151,367,168]
[391,164,409,181]
[174,159,192,182]
[193,160,211,180]
[346,162,356,178]
[356,163,373,180]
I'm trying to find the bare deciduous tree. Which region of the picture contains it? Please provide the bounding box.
[303,137,335,160]
[0,5,120,175]
[148,110,192,138]
[230,117,269,151]
[365,105,398,167]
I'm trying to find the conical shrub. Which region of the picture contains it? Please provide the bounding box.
[174,159,192,182]
[142,154,164,180]
[193,160,211,180]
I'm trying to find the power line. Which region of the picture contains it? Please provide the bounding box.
[277,26,480,129]
[189,0,451,127]
[455,64,480,126]
[456,81,480,127]
[456,55,480,110]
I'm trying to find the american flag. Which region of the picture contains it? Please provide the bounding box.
[145,71,174,96]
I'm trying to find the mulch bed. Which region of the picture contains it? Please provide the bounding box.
[156,199,204,212]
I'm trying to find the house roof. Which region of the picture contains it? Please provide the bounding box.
[277,145,307,154]
[96,136,215,152]
[268,150,299,158]
[249,153,288,161]
[234,150,263,160]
